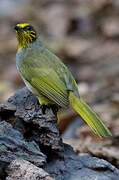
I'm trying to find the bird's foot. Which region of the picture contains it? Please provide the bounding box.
[41,104,59,115]
[50,105,59,115]
[41,105,49,114]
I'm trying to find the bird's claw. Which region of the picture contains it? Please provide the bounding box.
[41,104,59,115]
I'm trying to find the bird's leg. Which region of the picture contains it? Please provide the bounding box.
[41,104,59,115]
[41,105,49,114]
[38,95,53,114]
[50,104,59,115]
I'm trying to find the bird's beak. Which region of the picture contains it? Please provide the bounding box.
[14,25,22,32]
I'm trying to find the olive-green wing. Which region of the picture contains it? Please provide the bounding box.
[25,67,69,108]
[18,46,78,107]
[21,47,79,95]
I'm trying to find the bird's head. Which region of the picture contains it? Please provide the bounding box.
[14,23,37,49]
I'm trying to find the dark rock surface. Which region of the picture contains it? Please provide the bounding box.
[0,88,63,155]
[0,121,46,166]
[0,87,118,180]
[6,159,53,180]
[46,144,119,180]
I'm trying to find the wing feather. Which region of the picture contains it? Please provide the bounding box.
[26,68,69,107]
[18,47,77,107]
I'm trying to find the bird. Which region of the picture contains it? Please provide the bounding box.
[14,23,112,137]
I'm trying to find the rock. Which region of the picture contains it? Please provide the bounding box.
[46,144,119,180]
[7,87,63,154]
[0,87,118,179]
[0,121,46,167]
[6,159,53,180]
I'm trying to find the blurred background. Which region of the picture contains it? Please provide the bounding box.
[0,0,119,168]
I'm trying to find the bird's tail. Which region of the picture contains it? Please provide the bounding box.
[69,92,112,137]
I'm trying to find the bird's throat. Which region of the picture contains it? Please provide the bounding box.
[16,32,36,49]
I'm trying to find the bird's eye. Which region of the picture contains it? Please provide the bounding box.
[26,26,32,30]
